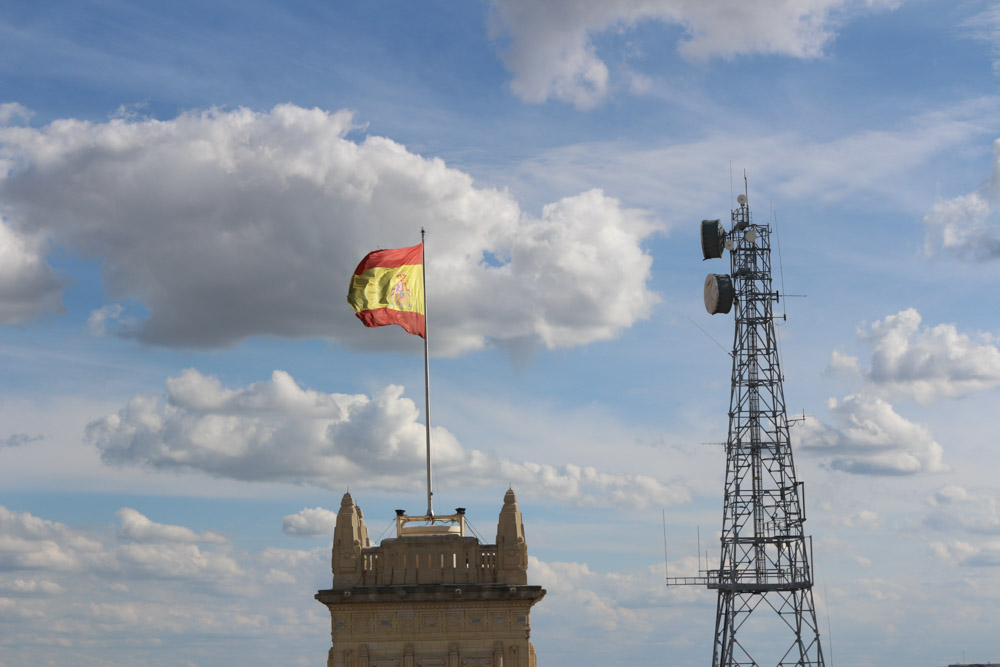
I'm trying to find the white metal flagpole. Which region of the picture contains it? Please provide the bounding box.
[421,228,433,518]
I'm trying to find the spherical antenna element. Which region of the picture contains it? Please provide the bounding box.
[704,273,734,315]
[700,219,725,260]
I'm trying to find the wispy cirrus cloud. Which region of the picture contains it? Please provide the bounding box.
[509,98,998,216]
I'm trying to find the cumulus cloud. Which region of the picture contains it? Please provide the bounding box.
[0,505,330,666]
[0,506,239,585]
[529,556,673,633]
[87,303,124,336]
[85,368,689,508]
[852,308,1000,402]
[281,507,338,537]
[489,0,898,108]
[0,578,65,595]
[0,103,33,125]
[0,104,659,353]
[115,542,244,584]
[839,509,882,529]
[0,506,104,572]
[930,539,1000,567]
[0,217,63,324]
[925,485,1000,534]
[798,394,948,475]
[826,349,862,377]
[924,137,1000,260]
[116,508,227,544]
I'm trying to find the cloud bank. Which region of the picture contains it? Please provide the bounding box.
[0,104,659,354]
[0,505,328,666]
[86,369,689,509]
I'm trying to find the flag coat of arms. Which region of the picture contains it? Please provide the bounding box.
[347,243,425,337]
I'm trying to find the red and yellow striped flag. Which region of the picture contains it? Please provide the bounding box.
[347,243,425,337]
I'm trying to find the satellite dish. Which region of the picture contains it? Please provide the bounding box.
[700,219,725,260]
[704,273,734,315]
[737,194,747,207]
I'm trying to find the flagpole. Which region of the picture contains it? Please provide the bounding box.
[421,228,433,518]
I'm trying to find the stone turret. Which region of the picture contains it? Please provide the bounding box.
[331,492,370,588]
[496,489,528,585]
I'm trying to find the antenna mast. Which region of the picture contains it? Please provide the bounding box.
[669,186,825,667]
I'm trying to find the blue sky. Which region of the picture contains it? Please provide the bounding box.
[2,1,1000,665]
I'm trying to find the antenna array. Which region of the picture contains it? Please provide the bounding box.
[668,186,826,667]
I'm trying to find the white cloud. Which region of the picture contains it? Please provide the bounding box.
[87,303,124,336]
[489,0,900,108]
[0,105,659,354]
[116,508,227,544]
[925,485,1000,535]
[856,308,1000,402]
[930,539,1000,566]
[0,505,330,666]
[85,368,690,509]
[840,509,882,528]
[115,542,244,585]
[798,394,948,475]
[529,555,681,633]
[826,349,861,377]
[281,507,338,537]
[0,217,63,324]
[0,506,238,585]
[0,103,33,125]
[924,137,1000,260]
[0,578,65,595]
[0,506,104,572]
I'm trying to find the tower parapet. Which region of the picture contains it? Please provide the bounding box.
[317,490,545,667]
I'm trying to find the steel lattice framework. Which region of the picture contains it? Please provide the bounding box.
[669,193,825,667]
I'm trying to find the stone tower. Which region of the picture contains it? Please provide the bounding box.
[316,490,545,667]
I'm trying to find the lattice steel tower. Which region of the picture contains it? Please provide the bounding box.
[668,185,825,667]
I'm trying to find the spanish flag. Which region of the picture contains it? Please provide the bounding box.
[347,243,425,337]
